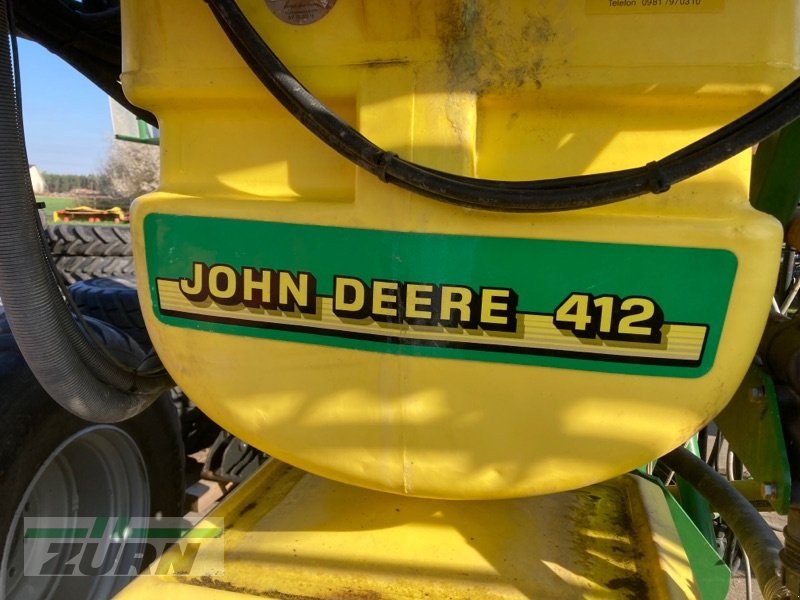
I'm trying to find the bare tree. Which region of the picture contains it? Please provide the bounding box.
[100,140,159,203]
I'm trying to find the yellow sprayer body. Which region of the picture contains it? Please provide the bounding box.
[124,0,798,499]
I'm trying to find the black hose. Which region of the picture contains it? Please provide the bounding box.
[0,1,173,423]
[206,0,800,213]
[660,447,792,600]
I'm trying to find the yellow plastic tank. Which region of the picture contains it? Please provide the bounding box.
[122,0,799,499]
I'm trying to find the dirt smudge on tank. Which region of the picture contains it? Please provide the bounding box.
[437,0,567,94]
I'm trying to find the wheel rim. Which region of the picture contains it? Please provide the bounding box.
[1,425,150,600]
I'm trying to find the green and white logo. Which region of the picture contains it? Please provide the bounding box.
[23,517,224,577]
[146,214,737,378]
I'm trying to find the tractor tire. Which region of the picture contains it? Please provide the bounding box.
[43,224,131,256]
[69,277,150,347]
[61,279,223,474]
[0,314,184,600]
[51,255,135,284]
[43,224,135,284]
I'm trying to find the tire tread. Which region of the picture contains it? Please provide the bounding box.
[43,224,132,257]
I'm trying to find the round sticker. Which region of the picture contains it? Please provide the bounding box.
[266,0,337,25]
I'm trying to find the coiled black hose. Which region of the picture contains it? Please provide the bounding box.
[0,1,172,422]
[207,0,800,212]
[661,447,792,600]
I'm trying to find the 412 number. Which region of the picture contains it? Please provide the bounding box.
[553,293,664,343]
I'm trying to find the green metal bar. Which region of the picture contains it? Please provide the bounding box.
[114,134,160,146]
[750,118,800,226]
[639,473,731,600]
[675,435,717,547]
[714,366,792,514]
[137,118,150,140]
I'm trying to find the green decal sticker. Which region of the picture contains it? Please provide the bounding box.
[145,214,737,378]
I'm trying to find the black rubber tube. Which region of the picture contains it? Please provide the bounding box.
[207,0,800,212]
[0,2,172,423]
[661,447,792,600]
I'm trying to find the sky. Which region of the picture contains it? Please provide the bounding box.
[18,38,113,176]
